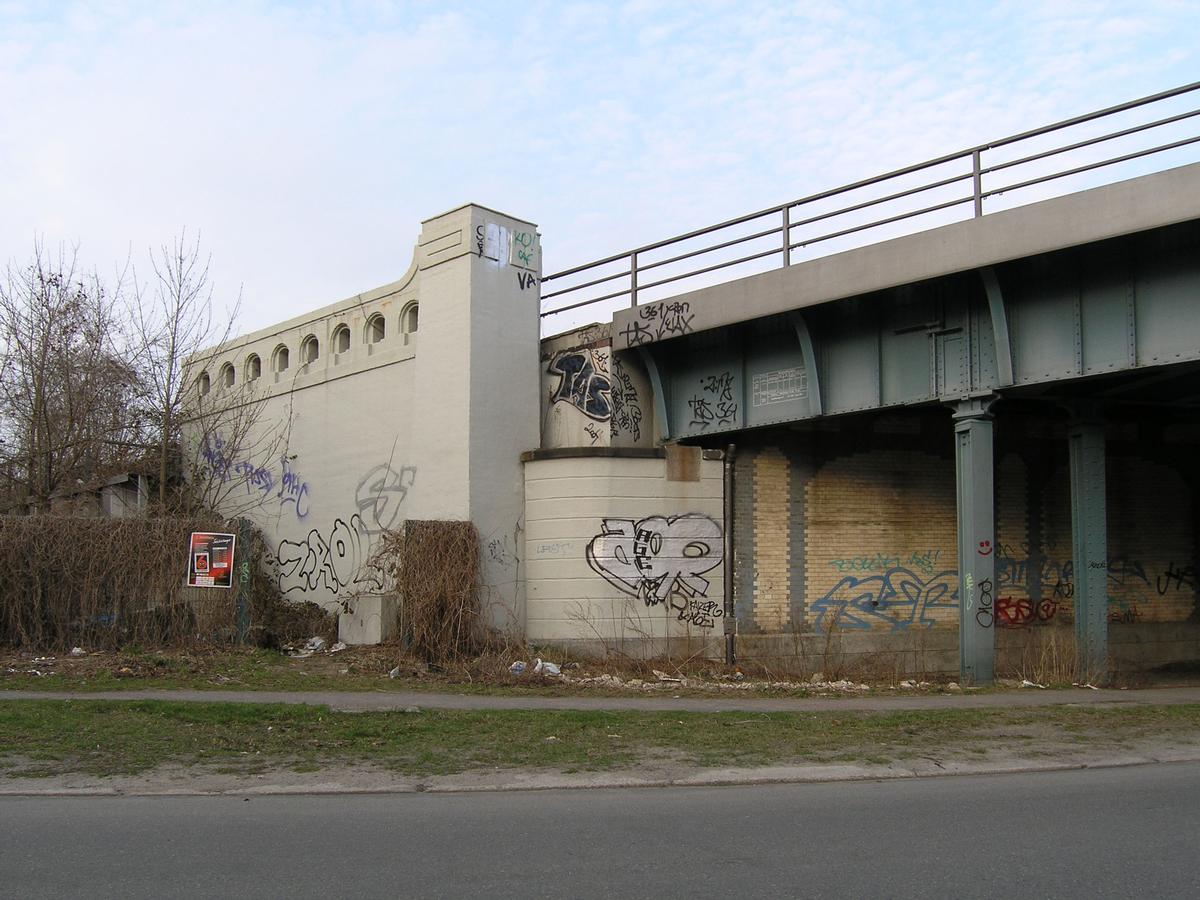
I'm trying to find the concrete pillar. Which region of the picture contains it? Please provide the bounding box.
[953,397,998,684]
[411,205,542,633]
[1068,416,1108,680]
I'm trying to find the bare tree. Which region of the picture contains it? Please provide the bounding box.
[0,243,143,507]
[130,232,290,515]
[130,231,238,506]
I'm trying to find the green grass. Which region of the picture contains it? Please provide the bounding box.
[3,699,1199,780]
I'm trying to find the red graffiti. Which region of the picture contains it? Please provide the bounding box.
[977,540,993,557]
[996,596,1059,627]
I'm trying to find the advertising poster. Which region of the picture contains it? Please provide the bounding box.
[187,532,236,588]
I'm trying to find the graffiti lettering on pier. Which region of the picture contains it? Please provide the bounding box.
[586,513,724,628]
[276,515,380,596]
[688,371,738,431]
[547,349,612,421]
[812,568,958,633]
[355,463,417,534]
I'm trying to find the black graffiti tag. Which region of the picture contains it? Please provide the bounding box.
[547,349,613,421]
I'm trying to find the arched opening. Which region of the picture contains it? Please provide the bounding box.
[401,302,419,344]
[333,324,351,355]
[300,334,320,365]
[366,314,386,344]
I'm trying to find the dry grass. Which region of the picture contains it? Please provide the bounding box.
[0,514,223,649]
[371,520,482,664]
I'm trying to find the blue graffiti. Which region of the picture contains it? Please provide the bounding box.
[234,459,274,496]
[201,434,233,482]
[548,349,612,421]
[201,433,310,521]
[277,457,311,520]
[812,568,959,633]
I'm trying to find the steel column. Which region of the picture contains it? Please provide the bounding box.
[953,397,998,684]
[1068,416,1108,680]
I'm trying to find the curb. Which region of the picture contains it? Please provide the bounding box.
[4,751,1199,799]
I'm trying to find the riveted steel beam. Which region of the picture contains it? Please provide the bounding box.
[1067,408,1108,680]
[952,395,999,684]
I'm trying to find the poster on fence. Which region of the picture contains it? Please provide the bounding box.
[187,532,236,588]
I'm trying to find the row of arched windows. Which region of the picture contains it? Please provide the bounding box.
[197,304,418,396]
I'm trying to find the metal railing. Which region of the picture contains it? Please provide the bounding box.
[540,81,1200,323]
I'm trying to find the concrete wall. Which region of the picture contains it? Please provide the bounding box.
[729,407,1200,675]
[523,450,724,657]
[540,323,655,451]
[189,203,541,642]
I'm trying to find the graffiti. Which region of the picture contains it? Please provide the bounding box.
[512,229,537,267]
[202,434,310,521]
[620,320,652,347]
[586,514,723,627]
[974,578,994,628]
[487,535,518,570]
[996,596,1059,627]
[672,597,723,629]
[688,371,738,431]
[355,463,417,534]
[609,356,643,442]
[276,515,380,596]
[474,224,485,256]
[977,540,993,556]
[233,459,274,496]
[1087,557,1150,586]
[656,301,694,339]
[1157,562,1195,595]
[277,457,311,519]
[584,423,603,444]
[547,349,612,421]
[629,300,695,343]
[996,546,1075,610]
[517,271,538,290]
[1108,598,1142,624]
[535,540,574,556]
[830,549,943,578]
[812,568,958,633]
[201,434,233,482]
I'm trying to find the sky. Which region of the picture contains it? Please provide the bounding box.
[2,0,1198,336]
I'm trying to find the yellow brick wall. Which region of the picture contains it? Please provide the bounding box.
[804,449,959,632]
[735,429,1197,637]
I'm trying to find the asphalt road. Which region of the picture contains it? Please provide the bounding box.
[4,762,1200,899]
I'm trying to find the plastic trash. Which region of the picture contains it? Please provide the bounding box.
[509,661,527,675]
[304,636,327,652]
[388,666,401,679]
[1020,679,1048,689]
[70,647,85,656]
[533,658,561,676]
[329,641,347,653]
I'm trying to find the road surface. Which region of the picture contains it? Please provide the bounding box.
[4,762,1199,898]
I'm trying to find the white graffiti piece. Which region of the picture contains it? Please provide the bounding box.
[276,514,380,596]
[586,514,723,607]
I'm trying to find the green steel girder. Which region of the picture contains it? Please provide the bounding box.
[653,222,1200,441]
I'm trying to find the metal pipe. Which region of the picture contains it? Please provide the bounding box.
[972,150,983,217]
[723,443,737,666]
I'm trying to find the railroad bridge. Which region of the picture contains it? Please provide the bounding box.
[536,83,1200,682]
